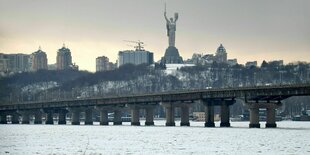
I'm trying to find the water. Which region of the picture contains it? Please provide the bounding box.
[0,121,310,155]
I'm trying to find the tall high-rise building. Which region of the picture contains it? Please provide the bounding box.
[96,56,110,72]
[215,44,227,63]
[118,50,153,67]
[0,53,10,72]
[31,47,48,71]
[8,54,30,72]
[56,44,72,70]
[0,53,30,73]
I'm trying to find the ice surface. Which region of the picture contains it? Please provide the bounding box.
[0,121,310,155]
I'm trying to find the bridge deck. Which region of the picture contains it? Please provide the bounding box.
[0,84,310,111]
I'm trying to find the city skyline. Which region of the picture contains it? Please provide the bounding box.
[1,0,309,71]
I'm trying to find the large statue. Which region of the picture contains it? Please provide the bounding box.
[161,4,183,64]
[164,6,178,47]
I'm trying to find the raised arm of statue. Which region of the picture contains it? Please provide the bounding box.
[164,12,170,23]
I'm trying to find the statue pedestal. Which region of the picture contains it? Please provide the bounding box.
[161,46,183,64]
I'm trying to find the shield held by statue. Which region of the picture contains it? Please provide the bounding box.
[174,13,178,21]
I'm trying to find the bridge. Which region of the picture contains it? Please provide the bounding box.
[0,84,309,128]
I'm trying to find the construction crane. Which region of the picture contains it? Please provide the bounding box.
[123,40,145,51]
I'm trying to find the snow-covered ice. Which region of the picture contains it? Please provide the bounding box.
[0,121,309,155]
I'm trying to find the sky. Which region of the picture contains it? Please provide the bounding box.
[0,0,309,71]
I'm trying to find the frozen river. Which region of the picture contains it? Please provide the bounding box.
[0,121,310,155]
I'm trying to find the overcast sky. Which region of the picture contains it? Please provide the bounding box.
[0,0,309,71]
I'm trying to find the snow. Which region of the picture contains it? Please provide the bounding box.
[165,64,195,75]
[21,81,59,93]
[0,121,310,154]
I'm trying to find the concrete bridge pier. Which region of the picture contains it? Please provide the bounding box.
[84,108,93,125]
[99,110,109,125]
[34,111,43,124]
[204,101,215,127]
[130,106,140,126]
[246,102,281,128]
[220,101,231,127]
[266,105,277,128]
[58,109,68,125]
[145,106,155,126]
[249,108,260,128]
[21,112,30,124]
[45,110,54,125]
[113,110,122,125]
[180,104,190,126]
[70,108,81,125]
[11,113,20,124]
[162,102,175,126]
[0,114,7,124]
